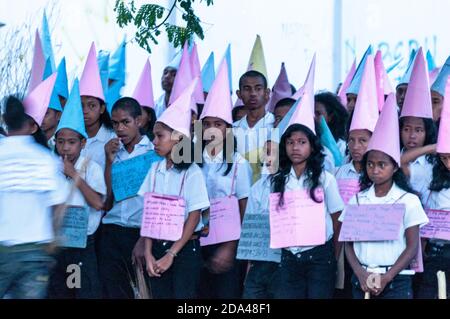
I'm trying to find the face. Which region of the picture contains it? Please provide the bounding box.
[140,107,151,129]
[202,117,227,146]
[439,153,450,171]
[285,131,312,166]
[346,94,357,114]
[161,67,177,92]
[401,117,426,150]
[81,96,105,128]
[366,150,397,186]
[263,140,279,173]
[237,76,270,111]
[111,109,142,147]
[314,101,330,125]
[41,108,61,132]
[56,128,85,163]
[431,91,444,122]
[153,122,179,157]
[396,84,408,110]
[348,129,372,162]
[274,105,291,128]
[234,107,247,122]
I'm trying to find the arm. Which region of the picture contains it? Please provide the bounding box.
[143,237,158,277]
[238,197,248,224]
[331,211,343,260]
[345,242,371,293]
[103,138,120,211]
[401,144,436,177]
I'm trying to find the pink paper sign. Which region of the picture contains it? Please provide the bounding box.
[339,204,405,242]
[200,196,241,246]
[337,179,360,204]
[140,193,185,241]
[269,189,326,249]
[420,209,450,241]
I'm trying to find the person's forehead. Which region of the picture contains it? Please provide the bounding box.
[241,76,265,86]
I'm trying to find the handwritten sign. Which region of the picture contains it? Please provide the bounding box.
[59,206,89,248]
[141,192,185,241]
[112,151,162,202]
[339,204,405,242]
[337,179,360,204]
[269,189,326,249]
[200,196,241,246]
[420,209,450,241]
[237,212,281,263]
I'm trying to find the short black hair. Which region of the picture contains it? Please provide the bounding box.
[274,98,296,110]
[315,91,349,141]
[232,105,246,122]
[239,70,268,90]
[111,97,142,118]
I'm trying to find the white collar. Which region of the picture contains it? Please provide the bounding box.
[203,148,225,164]
[118,135,150,153]
[90,125,113,143]
[361,183,406,201]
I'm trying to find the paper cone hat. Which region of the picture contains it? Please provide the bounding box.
[338,60,356,107]
[167,48,182,70]
[426,50,436,71]
[201,52,215,93]
[366,93,401,166]
[436,78,450,153]
[41,11,55,73]
[234,97,244,108]
[224,44,232,92]
[28,30,46,95]
[431,55,450,96]
[374,50,394,111]
[400,48,433,119]
[169,42,193,106]
[48,58,69,112]
[247,35,268,80]
[398,49,417,87]
[320,116,344,166]
[200,59,233,124]
[267,63,292,112]
[80,42,105,102]
[132,59,154,109]
[346,45,373,95]
[97,50,110,96]
[56,79,88,139]
[109,39,126,83]
[23,73,57,126]
[190,43,205,104]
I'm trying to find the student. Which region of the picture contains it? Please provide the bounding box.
[79,43,116,172]
[41,107,61,150]
[138,79,210,299]
[341,94,428,299]
[399,49,437,201]
[47,79,106,299]
[0,95,67,299]
[417,84,450,299]
[430,56,449,124]
[315,92,349,158]
[232,105,247,123]
[273,98,296,128]
[197,60,253,299]
[99,97,154,299]
[154,51,181,118]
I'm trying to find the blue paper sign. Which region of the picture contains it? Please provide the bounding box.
[112,150,162,202]
[60,206,89,249]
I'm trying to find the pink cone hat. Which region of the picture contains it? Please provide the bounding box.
[132,59,154,108]
[374,50,394,111]
[79,42,105,101]
[436,78,450,153]
[27,30,46,95]
[400,48,432,119]
[189,43,205,104]
[200,59,233,124]
[169,42,193,106]
[350,55,379,132]
[267,62,292,112]
[366,93,401,166]
[338,59,356,108]
[23,73,57,126]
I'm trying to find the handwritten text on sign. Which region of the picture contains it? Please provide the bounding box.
[420,209,450,241]
[338,204,405,242]
[60,206,89,248]
[112,151,162,202]
[269,189,326,249]
[141,193,185,241]
[200,196,241,246]
[237,212,281,263]
[337,179,360,205]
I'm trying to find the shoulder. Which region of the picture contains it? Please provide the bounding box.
[320,171,338,187]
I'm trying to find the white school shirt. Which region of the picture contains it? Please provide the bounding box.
[339,183,429,266]
[323,145,336,173]
[0,136,69,246]
[80,125,117,172]
[408,154,433,201]
[282,168,345,254]
[63,156,107,235]
[423,187,450,245]
[154,93,167,119]
[138,158,210,232]
[233,112,275,156]
[337,138,347,160]
[335,161,360,181]
[102,136,154,228]
[201,149,253,200]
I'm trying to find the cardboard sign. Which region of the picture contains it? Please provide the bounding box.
[420,209,450,241]
[60,206,89,248]
[337,179,360,204]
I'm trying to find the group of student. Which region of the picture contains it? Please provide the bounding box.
[0,30,449,300]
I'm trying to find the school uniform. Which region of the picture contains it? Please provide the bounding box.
[80,125,116,172]
[339,183,429,299]
[154,93,167,119]
[47,135,56,151]
[337,138,347,160]
[98,136,153,299]
[335,161,360,180]
[417,187,450,299]
[199,150,252,299]
[233,112,275,156]
[241,175,283,299]
[408,154,434,201]
[0,136,68,299]
[277,169,345,299]
[323,145,337,173]
[138,158,210,299]
[48,156,106,299]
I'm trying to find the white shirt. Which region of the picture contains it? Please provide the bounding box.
[80,125,116,172]
[284,169,345,254]
[323,145,336,173]
[335,161,360,181]
[423,187,450,245]
[409,154,433,201]
[339,183,429,266]
[337,138,347,160]
[0,136,68,246]
[63,156,107,235]
[233,112,275,156]
[102,136,154,228]
[154,93,167,119]
[138,158,210,232]
[201,149,252,200]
